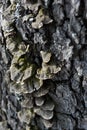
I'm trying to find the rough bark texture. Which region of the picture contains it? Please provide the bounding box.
[0,0,87,130]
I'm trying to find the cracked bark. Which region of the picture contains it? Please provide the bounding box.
[0,0,87,130]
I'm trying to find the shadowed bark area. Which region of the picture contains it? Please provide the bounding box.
[0,0,87,130]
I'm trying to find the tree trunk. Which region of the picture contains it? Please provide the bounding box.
[0,0,87,130]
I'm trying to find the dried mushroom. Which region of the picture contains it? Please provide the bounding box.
[10,82,23,94]
[1,1,56,129]
[36,63,61,80]
[10,0,16,4]
[34,107,53,120]
[40,51,51,63]
[18,109,34,124]
[6,37,16,54]
[32,8,53,29]
[26,125,39,130]
[22,64,36,81]
[33,78,43,90]
[33,85,49,97]
[26,126,31,130]
[40,118,53,128]
[10,47,36,83]
[21,94,33,108]
[35,97,45,106]
[41,100,54,111]
[27,79,36,94]
[10,65,24,83]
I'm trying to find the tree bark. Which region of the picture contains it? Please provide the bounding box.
[0,0,87,130]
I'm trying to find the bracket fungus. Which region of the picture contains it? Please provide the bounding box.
[0,0,68,129]
[31,8,53,29]
[18,109,35,124]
